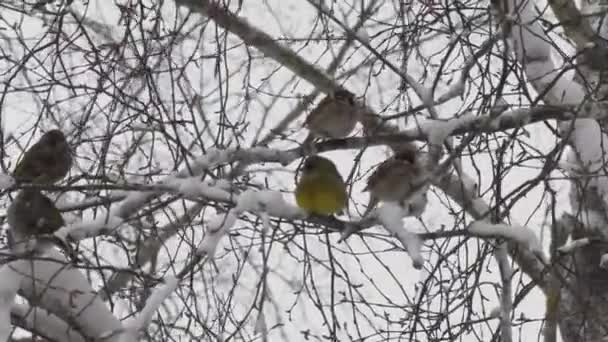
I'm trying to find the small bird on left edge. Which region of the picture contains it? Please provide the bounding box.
[7,189,66,251]
[13,129,72,184]
[295,155,347,216]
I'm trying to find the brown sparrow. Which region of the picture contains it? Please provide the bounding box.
[362,143,425,217]
[303,89,359,147]
[13,129,72,184]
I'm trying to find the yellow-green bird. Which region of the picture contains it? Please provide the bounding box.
[295,156,347,215]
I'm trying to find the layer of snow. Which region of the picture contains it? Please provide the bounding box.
[377,203,424,269]
[197,210,238,257]
[557,238,590,254]
[468,221,542,253]
[55,214,124,241]
[15,248,123,339]
[0,261,24,342]
[600,254,608,269]
[126,276,179,332]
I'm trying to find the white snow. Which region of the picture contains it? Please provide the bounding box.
[197,210,238,257]
[419,115,475,147]
[235,189,304,218]
[557,238,590,254]
[600,254,608,269]
[468,221,542,253]
[164,177,232,201]
[15,248,123,339]
[11,303,87,342]
[126,276,179,332]
[377,203,424,269]
[0,261,25,342]
[55,214,124,241]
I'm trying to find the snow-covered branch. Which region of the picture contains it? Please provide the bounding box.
[376,203,424,269]
[436,172,548,288]
[11,303,86,342]
[197,190,305,258]
[124,277,179,335]
[12,249,124,341]
[468,221,543,254]
[0,260,24,341]
[494,244,513,342]
[557,238,592,254]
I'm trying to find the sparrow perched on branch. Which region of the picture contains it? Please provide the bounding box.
[6,189,76,259]
[7,189,65,250]
[338,144,428,242]
[295,155,347,216]
[362,143,426,217]
[7,189,65,236]
[303,89,360,147]
[13,129,72,184]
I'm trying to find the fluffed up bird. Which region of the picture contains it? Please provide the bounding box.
[303,89,360,147]
[295,155,347,216]
[7,189,65,237]
[13,129,72,184]
[362,143,426,217]
[338,144,427,242]
[7,189,65,252]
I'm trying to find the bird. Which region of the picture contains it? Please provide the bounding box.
[13,129,72,184]
[295,155,347,216]
[7,189,65,252]
[362,143,425,217]
[7,189,71,253]
[303,89,359,148]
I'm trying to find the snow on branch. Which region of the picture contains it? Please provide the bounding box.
[197,190,305,258]
[600,254,608,269]
[55,147,300,242]
[0,260,25,341]
[435,172,547,289]
[376,203,424,269]
[235,189,304,217]
[311,103,608,156]
[506,0,587,105]
[162,177,233,201]
[557,238,592,254]
[494,244,514,342]
[55,214,124,241]
[14,248,123,340]
[468,221,542,254]
[125,277,179,334]
[197,210,238,257]
[11,303,86,342]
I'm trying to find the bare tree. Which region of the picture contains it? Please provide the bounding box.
[0,0,606,341]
